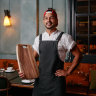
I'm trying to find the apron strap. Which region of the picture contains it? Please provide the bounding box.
[39,32,64,41]
[56,32,64,42]
[39,34,42,41]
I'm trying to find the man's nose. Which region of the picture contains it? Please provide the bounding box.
[47,18,51,21]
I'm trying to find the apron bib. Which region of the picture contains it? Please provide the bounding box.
[32,32,66,96]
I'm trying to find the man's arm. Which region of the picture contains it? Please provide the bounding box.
[67,45,82,75]
[33,49,39,59]
[55,45,82,77]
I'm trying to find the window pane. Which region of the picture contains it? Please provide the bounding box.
[90,16,96,34]
[77,36,88,54]
[76,16,88,54]
[89,16,96,54]
[90,0,96,13]
[76,0,88,13]
[76,16,88,34]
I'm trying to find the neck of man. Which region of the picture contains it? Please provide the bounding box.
[46,28,57,36]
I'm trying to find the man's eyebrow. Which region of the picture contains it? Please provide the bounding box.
[50,16,55,17]
[46,16,56,18]
[50,16,56,18]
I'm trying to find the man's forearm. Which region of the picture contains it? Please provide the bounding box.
[67,46,82,75]
[67,55,80,75]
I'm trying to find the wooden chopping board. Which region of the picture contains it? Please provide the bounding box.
[16,44,39,79]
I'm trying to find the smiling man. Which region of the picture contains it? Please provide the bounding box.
[19,8,81,96]
[32,8,81,96]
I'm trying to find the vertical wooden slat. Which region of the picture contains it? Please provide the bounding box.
[36,0,39,36]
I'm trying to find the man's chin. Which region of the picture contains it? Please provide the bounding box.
[46,27,52,29]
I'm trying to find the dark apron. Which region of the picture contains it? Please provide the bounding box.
[32,32,66,96]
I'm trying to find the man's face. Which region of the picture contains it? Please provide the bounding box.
[43,13,58,30]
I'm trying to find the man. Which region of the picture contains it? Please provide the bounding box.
[19,8,81,96]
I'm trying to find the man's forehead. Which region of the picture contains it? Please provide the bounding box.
[44,12,55,17]
[45,11,53,14]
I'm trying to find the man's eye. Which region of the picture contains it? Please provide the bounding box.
[45,18,48,20]
[44,17,48,20]
[50,17,55,19]
[44,17,55,20]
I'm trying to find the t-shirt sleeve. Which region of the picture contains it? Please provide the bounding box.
[65,34,76,52]
[32,36,39,54]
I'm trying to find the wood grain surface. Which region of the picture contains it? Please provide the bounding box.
[16,44,39,79]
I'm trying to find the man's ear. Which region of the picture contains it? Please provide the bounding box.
[56,18,58,27]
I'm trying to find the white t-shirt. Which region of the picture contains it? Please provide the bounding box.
[33,30,76,62]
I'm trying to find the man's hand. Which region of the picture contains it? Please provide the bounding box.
[55,69,69,77]
[18,71,25,78]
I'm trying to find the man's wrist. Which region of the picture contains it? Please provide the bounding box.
[66,71,70,76]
